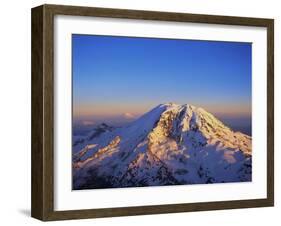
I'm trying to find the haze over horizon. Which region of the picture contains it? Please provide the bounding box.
[72,34,252,135]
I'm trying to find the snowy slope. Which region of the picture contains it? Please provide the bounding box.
[72,103,252,189]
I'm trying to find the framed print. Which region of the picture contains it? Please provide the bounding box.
[31,4,274,221]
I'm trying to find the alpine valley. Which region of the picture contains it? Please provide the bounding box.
[72,103,252,189]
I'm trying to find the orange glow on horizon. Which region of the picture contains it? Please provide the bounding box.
[73,102,251,119]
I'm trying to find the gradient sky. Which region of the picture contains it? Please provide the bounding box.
[72,34,252,129]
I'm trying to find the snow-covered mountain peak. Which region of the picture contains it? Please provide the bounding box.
[73,103,252,189]
[144,103,230,136]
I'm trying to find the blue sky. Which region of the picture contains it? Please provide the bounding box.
[72,34,252,130]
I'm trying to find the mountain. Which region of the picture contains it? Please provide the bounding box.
[72,103,252,189]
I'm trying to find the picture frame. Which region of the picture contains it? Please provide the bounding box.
[31,4,274,221]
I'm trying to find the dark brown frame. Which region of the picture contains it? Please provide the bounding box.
[31,4,274,221]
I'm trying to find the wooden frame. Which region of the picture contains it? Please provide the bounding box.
[31,4,274,221]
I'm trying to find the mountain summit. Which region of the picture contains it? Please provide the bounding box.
[73,103,252,189]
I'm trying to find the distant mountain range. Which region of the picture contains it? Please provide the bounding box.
[72,103,252,189]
